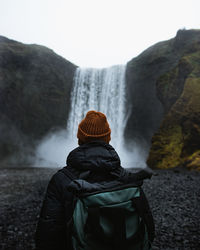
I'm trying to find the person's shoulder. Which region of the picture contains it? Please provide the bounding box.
[49,167,64,181]
[48,166,72,188]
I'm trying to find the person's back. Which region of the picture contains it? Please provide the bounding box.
[35,111,155,250]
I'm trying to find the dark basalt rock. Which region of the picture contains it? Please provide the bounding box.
[125,29,200,145]
[147,31,200,169]
[0,36,77,163]
[125,29,200,170]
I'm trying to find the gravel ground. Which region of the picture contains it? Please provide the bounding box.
[0,167,200,250]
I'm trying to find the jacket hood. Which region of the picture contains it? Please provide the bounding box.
[66,141,121,174]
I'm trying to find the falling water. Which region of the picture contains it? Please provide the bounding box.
[35,64,148,168]
[66,65,127,151]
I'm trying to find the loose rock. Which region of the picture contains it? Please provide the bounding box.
[0,167,200,250]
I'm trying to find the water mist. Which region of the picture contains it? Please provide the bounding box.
[35,65,147,168]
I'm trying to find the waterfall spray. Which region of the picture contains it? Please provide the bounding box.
[35,64,147,168]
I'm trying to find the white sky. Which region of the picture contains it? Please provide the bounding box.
[0,0,200,67]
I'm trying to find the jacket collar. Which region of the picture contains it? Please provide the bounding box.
[66,141,121,173]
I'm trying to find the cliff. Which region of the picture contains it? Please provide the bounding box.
[125,29,200,142]
[147,36,200,170]
[0,36,77,163]
[126,29,200,170]
[1,29,200,169]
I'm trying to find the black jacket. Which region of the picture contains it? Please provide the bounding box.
[35,141,155,250]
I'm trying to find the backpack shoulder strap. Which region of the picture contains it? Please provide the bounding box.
[132,187,155,242]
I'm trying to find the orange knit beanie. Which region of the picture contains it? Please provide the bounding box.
[77,110,111,144]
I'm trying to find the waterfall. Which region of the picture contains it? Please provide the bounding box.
[66,65,127,151]
[35,64,148,168]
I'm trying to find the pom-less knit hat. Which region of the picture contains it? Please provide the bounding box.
[77,110,111,144]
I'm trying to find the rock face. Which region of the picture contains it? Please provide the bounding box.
[126,29,200,170]
[147,30,200,170]
[125,29,200,143]
[0,36,77,163]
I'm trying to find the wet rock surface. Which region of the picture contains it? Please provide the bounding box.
[0,167,200,250]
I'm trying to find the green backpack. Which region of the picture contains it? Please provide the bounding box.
[64,169,154,250]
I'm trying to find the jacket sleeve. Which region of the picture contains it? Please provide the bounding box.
[35,172,73,250]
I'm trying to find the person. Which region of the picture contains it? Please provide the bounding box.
[35,110,155,250]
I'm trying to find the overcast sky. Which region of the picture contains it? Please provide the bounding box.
[0,0,200,67]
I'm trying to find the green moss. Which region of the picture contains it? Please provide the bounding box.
[148,51,200,170]
[184,150,200,170]
[183,51,200,77]
[156,57,194,113]
[157,126,183,168]
[147,125,184,169]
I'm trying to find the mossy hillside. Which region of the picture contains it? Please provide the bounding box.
[185,150,200,170]
[147,51,200,170]
[125,29,200,144]
[147,123,184,169]
[156,57,193,114]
